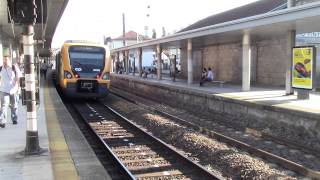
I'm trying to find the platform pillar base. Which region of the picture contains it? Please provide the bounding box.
[24,131,42,155]
[297,89,310,100]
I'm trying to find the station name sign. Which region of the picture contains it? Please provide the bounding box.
[291,46,316,90]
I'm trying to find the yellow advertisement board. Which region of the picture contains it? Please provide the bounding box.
[292,46,315,90]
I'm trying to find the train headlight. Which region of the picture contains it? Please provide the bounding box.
[102,73,110,80]
[64,71,73,79]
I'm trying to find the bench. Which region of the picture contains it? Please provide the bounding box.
[208,80,226,88]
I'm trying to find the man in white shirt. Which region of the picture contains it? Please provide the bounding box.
[0,52,23,128]
[207,67,214,81]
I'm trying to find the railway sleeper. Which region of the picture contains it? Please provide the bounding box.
[134,170,187,179]
[116,151,158,158]
[112,146,153,153]
[122,157,168,164]
[128,164,176,173]
[105,137,152,145]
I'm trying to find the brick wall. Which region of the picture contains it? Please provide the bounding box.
[181,42,258,83]
[256,37,287,86]
[203,43,243,82]
[179,38,287,86]
[180,42,244,82]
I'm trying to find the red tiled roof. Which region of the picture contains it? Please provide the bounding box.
[113,31,150,41]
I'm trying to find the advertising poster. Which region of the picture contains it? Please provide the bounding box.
[292,46,316,90]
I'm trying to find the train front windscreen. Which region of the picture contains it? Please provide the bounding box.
[69,46,106,78]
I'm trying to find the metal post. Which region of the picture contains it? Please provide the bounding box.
[172,55,176,82]
[125,50,129,75]
[138,48,142,77]
[122,13,126,46]
[156,44,162,80]
[23,25,40,155]
[133,57,135,76]
[122,51,126,73]
[0,39,3,63]
[116,52,120,73]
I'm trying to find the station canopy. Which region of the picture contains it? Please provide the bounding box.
[0,0,69,55]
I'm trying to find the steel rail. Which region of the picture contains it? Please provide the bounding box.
[72,103,136,180]
[110,91,320,179]
[101,102,222,180]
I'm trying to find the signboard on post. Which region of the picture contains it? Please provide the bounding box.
[292,46,316,90]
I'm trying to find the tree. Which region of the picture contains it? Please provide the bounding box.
[104,36,111,45]
[152,29,157,39]
[162,27,166,37]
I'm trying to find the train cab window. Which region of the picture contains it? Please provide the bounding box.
[69,46,105,78]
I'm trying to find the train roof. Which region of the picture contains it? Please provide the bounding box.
[61,40,108,50]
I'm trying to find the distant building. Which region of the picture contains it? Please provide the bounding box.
[110,31,155,72]
[109,31,149,49]
[177,0,320,88]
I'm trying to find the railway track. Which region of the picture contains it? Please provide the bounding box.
[65,101,127,179]
[108,89,320,179]
[72,101,222,180]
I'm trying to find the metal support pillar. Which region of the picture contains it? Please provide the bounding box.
[133,57,135,76]
[0,45,2,63]
[156,44,162,80]
[242,32,251,91]
[172,55,176,82]
[23,25,40,155]
[0,37,3,63]
[122,13,126,46]
[122,51,126,73]
[286,30,295,95]
[138,48,142,77]
[116,52,120,73]
[187,39,193,85]
[125,50,129,75]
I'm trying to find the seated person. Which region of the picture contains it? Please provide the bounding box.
[142,68,149,78]
[200,67,214,86]
[201,68,207,81]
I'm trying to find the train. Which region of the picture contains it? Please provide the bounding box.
[55,40,111,98]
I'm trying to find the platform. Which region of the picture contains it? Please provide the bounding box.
[111,73,320,151]
[115,73,320,113]
[0,72,111,180]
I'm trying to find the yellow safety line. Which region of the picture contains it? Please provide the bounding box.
[44,80,79,180]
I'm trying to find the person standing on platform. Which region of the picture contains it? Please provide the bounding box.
[40,61,48,79]
[0,50,23,128]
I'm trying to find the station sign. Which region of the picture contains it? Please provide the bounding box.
[296,32,320,44]
[292,46,316,90]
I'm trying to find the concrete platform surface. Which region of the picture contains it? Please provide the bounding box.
[119,73,320,114]
[0,74,111,180]
[111,73,320,150]
[0,85,53,180]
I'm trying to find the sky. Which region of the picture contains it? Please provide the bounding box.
[52,0,258,48]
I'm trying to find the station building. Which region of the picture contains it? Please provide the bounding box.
[111,0,320,94]
[177,0,320,89]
